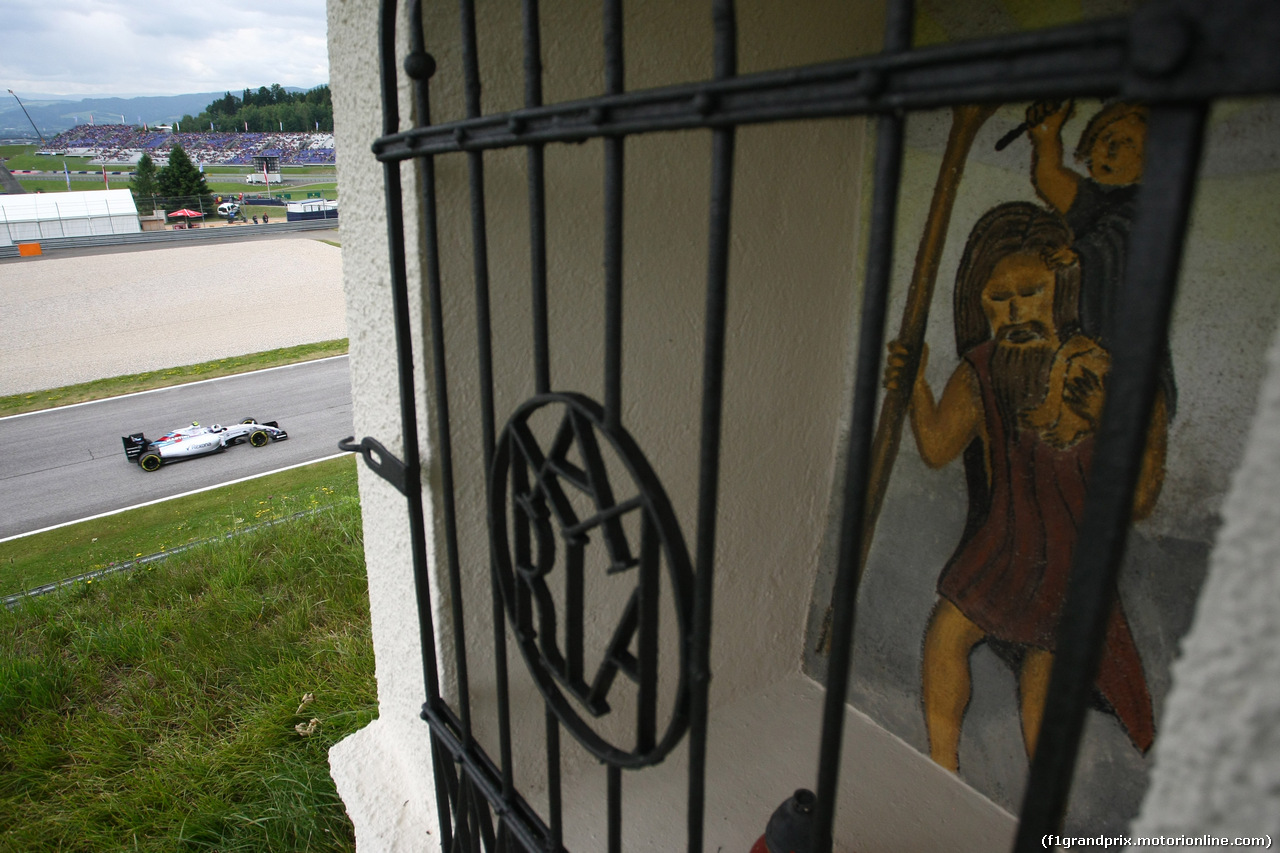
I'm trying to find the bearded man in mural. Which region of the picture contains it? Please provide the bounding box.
[885,201,1167,773]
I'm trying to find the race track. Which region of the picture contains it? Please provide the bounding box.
[0,356,353,540]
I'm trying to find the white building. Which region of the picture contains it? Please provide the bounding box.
[0,189,140,247]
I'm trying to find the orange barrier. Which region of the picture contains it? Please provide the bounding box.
[17,243,42,257]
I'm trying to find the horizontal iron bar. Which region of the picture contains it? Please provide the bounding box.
[1125,0,1280,101]
[422,700,558,852]
[374,19,1128,160]
[561,495,645,538]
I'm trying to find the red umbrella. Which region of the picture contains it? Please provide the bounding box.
[167,209,204,218]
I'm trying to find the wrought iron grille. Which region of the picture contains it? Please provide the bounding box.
[347,0,1280,850]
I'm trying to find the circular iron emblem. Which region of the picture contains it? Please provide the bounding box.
[490,393,694,767]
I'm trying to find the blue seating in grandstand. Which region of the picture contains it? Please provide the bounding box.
[45,125,337,167]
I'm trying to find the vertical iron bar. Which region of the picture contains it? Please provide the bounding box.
[473,773,498,852]
[607,764,623,853]
[382,0,439,712]
[457,0,518,808]
[603,0,625,431]
[811,1,913,846]
[452,768,474,852]
[1012,103,1208,853]
[565,538,586,686]
[411,0,478,751]
[636,513,660,753]
[546,706,563,848]
[466,780,480,853]
[524,0,551,395]
[686,3,736,851]
[383,1,454,847]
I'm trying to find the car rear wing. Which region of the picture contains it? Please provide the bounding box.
[122,433,148,462]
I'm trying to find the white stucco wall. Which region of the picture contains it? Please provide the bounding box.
[326,0,443,845]
[1126,322,1280,849]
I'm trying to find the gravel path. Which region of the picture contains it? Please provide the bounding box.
[0,235,347,396]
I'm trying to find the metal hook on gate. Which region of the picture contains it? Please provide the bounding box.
[338,435,409,496]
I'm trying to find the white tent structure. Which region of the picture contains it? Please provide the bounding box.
[0,190,140,247]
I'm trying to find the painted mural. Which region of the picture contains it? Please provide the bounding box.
[806,88,1280,834]
[885,99,1170,772]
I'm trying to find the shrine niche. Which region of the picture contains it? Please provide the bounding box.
[806,92,1280,834]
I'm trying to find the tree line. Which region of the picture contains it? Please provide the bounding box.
[177,85,333,133]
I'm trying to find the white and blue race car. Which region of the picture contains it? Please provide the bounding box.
[122,418,289,471]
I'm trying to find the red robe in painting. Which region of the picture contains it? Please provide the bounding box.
[938,340,1154,752]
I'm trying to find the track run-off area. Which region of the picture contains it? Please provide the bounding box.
[0,230,352,540]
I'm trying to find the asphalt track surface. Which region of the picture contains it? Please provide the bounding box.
[0,356,353,540]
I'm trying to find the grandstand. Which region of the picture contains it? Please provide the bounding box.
[42,125,336,168]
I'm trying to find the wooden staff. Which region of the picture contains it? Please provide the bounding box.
[819,103,994,654]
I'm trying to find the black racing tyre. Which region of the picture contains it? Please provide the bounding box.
[139,452,163,472]
[249,429,269,447]
[241,417,257,424]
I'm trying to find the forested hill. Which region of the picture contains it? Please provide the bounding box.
[0,92,223,140]
[178,85,333,134]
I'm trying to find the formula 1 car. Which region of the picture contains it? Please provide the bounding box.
[122,418,289,472]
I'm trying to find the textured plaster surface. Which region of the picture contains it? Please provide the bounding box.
[326,0,441,846]
[553,675,1014,851]
[1126,323,1280,848]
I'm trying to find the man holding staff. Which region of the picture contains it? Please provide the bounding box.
[885,202,1164,772]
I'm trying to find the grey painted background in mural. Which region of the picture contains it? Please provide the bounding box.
[804,98,1280,834]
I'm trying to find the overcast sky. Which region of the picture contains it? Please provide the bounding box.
[2,0,328,99]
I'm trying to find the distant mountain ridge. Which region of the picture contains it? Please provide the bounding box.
[1,88,318,142]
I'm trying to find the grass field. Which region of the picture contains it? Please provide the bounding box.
[3,145,335,176]
[4,141,337,198]
[0,147,96,171]
[206,182,338,198]
[0,339,348,418]
[0,480,373,851]
[204,165,336,177]
[0,455,357,598]
[13,179,338,199]
[8,179,108,193]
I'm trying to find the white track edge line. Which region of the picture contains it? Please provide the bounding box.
[0,453,354,544]
[0,354,350,422]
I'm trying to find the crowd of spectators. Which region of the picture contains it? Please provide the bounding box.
[43,125,336,167]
